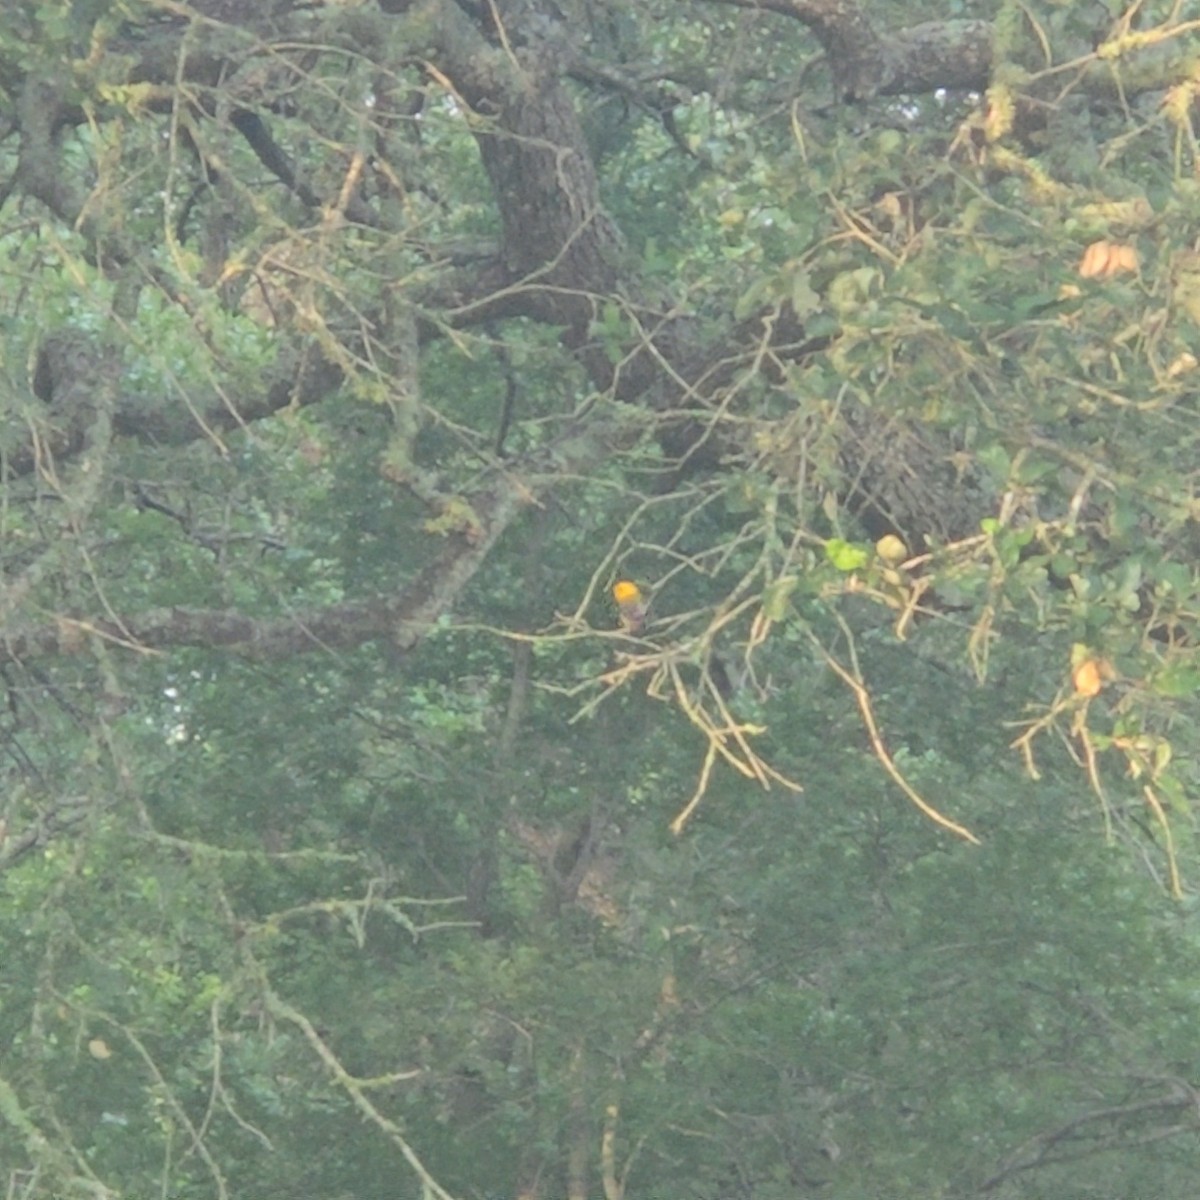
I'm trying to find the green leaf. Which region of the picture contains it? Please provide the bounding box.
[1151,665,1200,698]
[976,442,1011,483]
[789,268,821,319]
[824,538,870,572]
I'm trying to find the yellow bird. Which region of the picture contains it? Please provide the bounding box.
[612,580,648,634]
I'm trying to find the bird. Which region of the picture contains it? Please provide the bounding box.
[611,579,648,634]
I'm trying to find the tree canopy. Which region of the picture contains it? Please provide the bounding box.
[1,1,1200,1197]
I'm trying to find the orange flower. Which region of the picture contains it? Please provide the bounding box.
[1073,659,1103,697]
[1078,240,1139,280]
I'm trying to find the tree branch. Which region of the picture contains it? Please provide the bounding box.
[979,1084,1200,1192]
[0,423,617,668]
[703,0,993,97]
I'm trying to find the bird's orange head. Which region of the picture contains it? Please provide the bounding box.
[612,580,643,606]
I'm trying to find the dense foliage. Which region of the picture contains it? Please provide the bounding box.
[1,0,1199,1197]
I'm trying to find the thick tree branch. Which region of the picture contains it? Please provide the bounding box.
[12,330,345,479]
[388,1,629,345]
[229,107,381,227]
[707,0,994,97]
[0,426,614,668]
